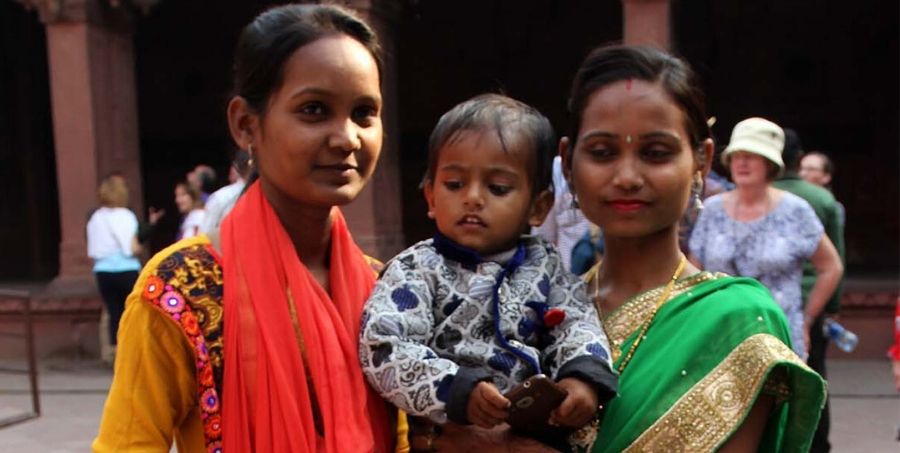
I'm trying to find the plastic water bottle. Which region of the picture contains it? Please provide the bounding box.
[822,318,858,353]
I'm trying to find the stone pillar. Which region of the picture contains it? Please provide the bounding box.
[16,0,148,289]
[622,0,671,49]
[343,0,406,261]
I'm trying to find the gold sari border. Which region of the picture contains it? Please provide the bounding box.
[600,272,725,356]
[623,333,813,452]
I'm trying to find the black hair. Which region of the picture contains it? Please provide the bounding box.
[233,4,381,190]
[197,166,218,194]
[782,128,804,171]
[232,3,382,115]
[765,161,783,181]
[565,45,711,166]
[422,93,555,197]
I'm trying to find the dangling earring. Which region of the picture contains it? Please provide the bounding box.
[691,172,704,212]
[247,143,254,167]
[566,178,580,209]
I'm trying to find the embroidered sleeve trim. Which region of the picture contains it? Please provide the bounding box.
[623,333,811,453]
[142,243,224,453]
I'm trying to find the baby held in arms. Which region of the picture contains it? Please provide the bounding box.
[360,94,617,450]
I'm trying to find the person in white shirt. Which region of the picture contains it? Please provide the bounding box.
[174,182,206,240]
[532,156,594,271]
[201,149,251,234]
[86,174,142,352]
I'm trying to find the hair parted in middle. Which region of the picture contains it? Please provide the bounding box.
[422,93,556,198]
[565,45,712,166]
[232,3,382,115]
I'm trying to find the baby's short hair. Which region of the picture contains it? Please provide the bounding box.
[422,94,555,197]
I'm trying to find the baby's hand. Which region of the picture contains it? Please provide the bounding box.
[549,377,599,428]
[467,381,510,429]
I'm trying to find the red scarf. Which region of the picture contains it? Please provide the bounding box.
[221,182,391,452]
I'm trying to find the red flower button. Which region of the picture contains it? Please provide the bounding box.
[543,308,566,328]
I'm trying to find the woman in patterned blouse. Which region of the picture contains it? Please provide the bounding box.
[688,117,844,360]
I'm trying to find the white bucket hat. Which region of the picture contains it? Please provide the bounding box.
[721,117,785,169]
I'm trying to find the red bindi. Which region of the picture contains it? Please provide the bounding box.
[625,78,633,91]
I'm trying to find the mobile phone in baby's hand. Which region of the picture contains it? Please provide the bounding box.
[504,374,568,435]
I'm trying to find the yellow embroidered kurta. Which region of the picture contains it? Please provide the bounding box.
[93,236,409,452]
[94,236,221,452]
[92,296,207,451]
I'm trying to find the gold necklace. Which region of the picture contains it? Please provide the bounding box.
[594,255,687,373]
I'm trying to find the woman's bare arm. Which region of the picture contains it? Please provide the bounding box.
[130,235,143,256]
[804,235,843,322]
[717,395,774,453]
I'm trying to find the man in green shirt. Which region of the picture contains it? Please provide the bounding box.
[801,151,846,227]
[772,129,845,453]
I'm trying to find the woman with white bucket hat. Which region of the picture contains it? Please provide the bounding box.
[689,117,843,360]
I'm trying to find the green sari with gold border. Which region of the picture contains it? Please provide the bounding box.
[589,271,825,452]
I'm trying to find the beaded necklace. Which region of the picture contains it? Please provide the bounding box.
[593,255,687,373]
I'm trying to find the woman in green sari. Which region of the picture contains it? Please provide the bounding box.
[560,45,826,452]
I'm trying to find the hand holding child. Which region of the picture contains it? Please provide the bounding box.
[549,378,598,428]
[467,381,510,429]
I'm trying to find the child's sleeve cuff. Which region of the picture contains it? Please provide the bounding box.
[556,356,619,404]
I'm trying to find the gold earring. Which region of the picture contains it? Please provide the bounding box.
[247,143,254,167]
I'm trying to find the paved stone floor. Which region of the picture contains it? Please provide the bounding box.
[827,360,899,452]
[0,359,897,452]
[0,359,111,453]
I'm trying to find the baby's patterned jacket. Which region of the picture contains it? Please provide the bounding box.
[359,234,617,425]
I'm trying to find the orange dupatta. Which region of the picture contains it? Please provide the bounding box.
[221,182,392,452]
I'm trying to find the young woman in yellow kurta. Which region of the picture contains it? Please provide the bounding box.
[93,4,408,452]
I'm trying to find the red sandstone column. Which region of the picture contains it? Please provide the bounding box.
[46,22,98,284]
[343,0,407,261]
[18,1,146,288]
[622,0,671,49]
